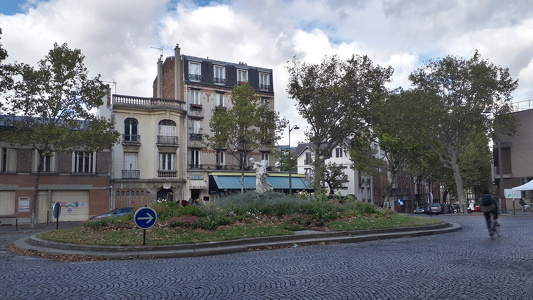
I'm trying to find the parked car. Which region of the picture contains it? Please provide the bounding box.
[89,207,134,220]
[427,204,445,215]
[414,207,426,214]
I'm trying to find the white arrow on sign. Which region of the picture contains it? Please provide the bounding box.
[137,212,154,223]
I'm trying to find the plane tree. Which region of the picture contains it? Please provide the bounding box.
[374,51,518,210]
[286,55,393,191]
[0,42,120,227]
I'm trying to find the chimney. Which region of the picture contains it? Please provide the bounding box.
[174,44,181,100]
[156,56,162,98]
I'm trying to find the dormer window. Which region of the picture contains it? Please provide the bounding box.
[237,69,248,84]
[214,65,226,84]
[189,61,201,81]
[259,72,270,90]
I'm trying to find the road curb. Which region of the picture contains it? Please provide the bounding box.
[12,222,461,260]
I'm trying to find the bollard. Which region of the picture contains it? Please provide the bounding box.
[16,218,18,231]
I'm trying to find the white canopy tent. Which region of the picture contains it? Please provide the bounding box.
[511,179,533,191]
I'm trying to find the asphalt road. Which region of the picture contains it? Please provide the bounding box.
[1,213,532,300]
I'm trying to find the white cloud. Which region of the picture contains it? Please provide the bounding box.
[1,0,533,144]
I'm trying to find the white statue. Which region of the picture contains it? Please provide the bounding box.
[250,158,273,193]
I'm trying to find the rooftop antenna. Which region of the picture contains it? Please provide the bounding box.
[103,80,117,94]
[151,47,163,60]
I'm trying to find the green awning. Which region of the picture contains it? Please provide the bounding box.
[210,175,313,192]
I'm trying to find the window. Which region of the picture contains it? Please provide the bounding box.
[34,150,54,172]
[189,89,200,105]
[259,72,270,90]
[74,151,94,173]
[191,150,200,168]
[335,148,343,158]
[159,153,175,170]
[191,120,201,134]
[237,69,248,83]
[124,153,138,170]
[214,65,225,84]
[261,97,269,106]
[262,152,269,162]
[305,152,313,165]
[189,61,201,81]
[216,151,224,166]
[124,118,139,142]
[0,148,7,172]
[41,154,52,172]
[123,152,139,179]
[215,93,224,107]
[158,119,177,144]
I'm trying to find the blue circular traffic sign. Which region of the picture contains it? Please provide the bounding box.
[134,207,157,229]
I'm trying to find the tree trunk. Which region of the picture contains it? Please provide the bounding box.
[450,151,467,212]
[30,153,43,228]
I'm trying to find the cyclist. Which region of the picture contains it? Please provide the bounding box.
[479,189,499,235]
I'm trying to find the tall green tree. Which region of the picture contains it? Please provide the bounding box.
[208,83,280,192]
[286,55,393,191]
[376,51,518,210]
[0,42,120,227]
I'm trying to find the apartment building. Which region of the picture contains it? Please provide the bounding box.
[495,100,533,210]
[98,45,280,206]
[0,118,112,224]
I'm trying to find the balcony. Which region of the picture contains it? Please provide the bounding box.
[189,133,203,140]
[259,84,271,90]
[114,94,185,110]
[158,170,177,178]
[123,134,140,144]
[122,169,140,179]
[214,77,226,85]
[188,74,201,81]
[189,103,203,111]
[157,135,179,145]
[189,164,202,170]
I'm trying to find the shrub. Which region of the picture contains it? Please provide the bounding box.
[83,215,134,231]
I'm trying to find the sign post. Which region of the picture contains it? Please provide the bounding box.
[52,202,61,230]
[134,206,157,245]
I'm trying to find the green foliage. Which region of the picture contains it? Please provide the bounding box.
[82,215,134,231]
[207,83,280,169]
[0,42,120,226]
[286,55,393,190]
[323,162,349,194]
[372,51,518,207]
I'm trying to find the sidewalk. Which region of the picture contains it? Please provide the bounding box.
[8,221,461,260]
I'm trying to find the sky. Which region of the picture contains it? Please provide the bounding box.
[1,0,532,145]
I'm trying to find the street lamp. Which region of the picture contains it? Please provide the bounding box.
[288,123,299,195]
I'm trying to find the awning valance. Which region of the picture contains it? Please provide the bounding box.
[189,180,207,189]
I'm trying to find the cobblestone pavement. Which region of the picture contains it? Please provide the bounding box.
[1,213,532,299]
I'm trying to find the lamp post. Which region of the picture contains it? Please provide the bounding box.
[288,123,299,195]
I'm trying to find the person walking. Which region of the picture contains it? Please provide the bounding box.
[479,189,499,233]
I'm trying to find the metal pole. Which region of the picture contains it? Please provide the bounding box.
[498,138,506,213]
[288,123,299,195]
[289,127,292,195]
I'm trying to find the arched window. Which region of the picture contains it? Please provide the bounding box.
[158,119,177,144]
[124,118,139,142]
